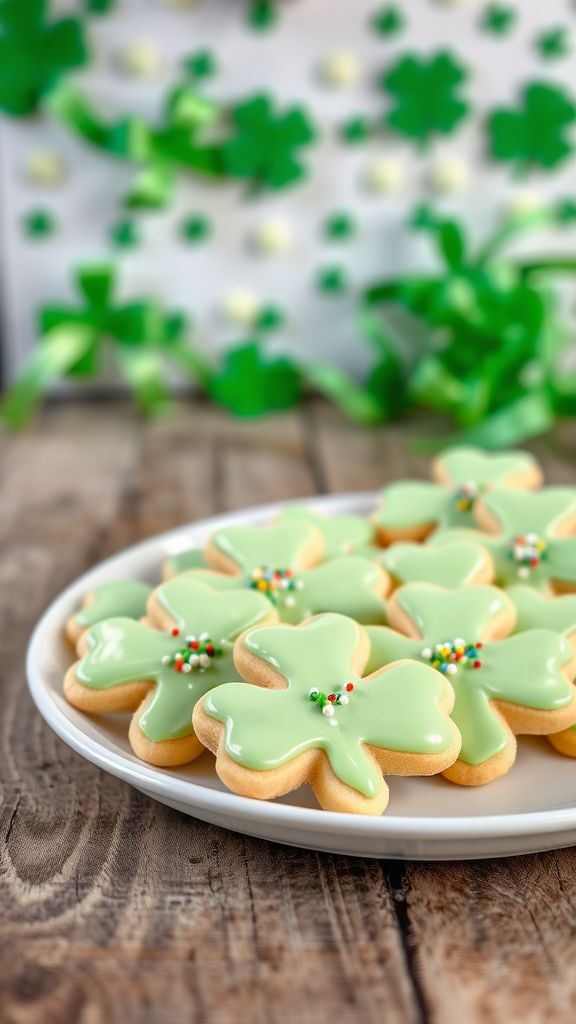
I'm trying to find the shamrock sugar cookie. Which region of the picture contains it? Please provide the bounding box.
[64,578,275,767]
[473,488,576,591]
[162,548,209,580]
[276,505,375,559]
[205,520,325,578]
[184,555,389,624]
[382,539,494,589]
[509,586,576,758]
[193,613,461,815]
[365,583,576,786]
[65,581,152,647]
[374,445,541,544]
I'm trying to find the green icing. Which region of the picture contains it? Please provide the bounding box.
[375,447,538,534]
[438,446,538,487]
[365,584,573,765]
[278,506,374,559]
[165,548,208,576]
[182,557,387,624]
[383,540,488,588]
[203,614,455,798]
[74,578,271,742]
[211,520,322,574]
[73,581,151,628]
[509,585,576,637]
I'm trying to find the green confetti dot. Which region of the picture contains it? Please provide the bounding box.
[247,0,278,31]
[183,49,217,80]
[340,116,373,144]
[180,214,212,243]
[536,27,571,61]
[324,212,357,241]
[371,5,406,38]
[480,4,517,36]
[555,197,576,224]
[83,0,116,13]
[317,265,348,294]
[257,305,286,332]
[110,219,140,248]
[23,209,56,239]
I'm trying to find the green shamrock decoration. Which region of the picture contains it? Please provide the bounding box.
[317,265,348,294]
[196,613,459,812]
[23,209,56,239]
[324,212,357,242]
[67,577,273,756]
[488,82,576,170]
[381,51,471,145]
[340,116,373,144]
[0,0,88,116]
[365,584,575,782]
[536,27,571,62]
[183,50,218,81]
[468,488,576,592]
[222,94,316,190]
[481,4,517,36]
[0,264,211,428]
[109,219,140,249]
[373,446,540,540]
[180,214,212,244]
[371,6,406,38]
[247,0,278,31]
[210,341,301,417]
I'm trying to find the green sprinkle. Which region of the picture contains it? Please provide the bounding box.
[109,219,140,249]
[555,197,576,224]
[340,116,373,144]
[317,265,348,294]
[536,27,571,61]
[83,0,116,14]
[23,209,56,239]
[180,214,212,244]
[480,4,517,36]
[183,50,217,80]
[371,5,406,38]
[324,212,357,242]
[257,305,285,332]
[247,0,278,31]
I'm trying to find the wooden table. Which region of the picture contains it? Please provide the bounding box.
[3,401,576,1024]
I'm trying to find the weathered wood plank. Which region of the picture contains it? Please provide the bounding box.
[0,401,418,1024]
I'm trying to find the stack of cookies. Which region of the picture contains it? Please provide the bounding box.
[63,447,576,815]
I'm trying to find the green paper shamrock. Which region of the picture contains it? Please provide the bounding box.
[256,306,285,332]
[366,584,575,775]
[199,613,458,809]
[277,506,375,560]
[374,446,540,539]
[0,0,88,116]
[180,214,212,244]
[247,0,278,31]
[183,50,217,81]
[371,6,406,38]
[324,212,357,242]
[381,51,470,145]
[469,488,576,591]
[23,209,56,239]
[222,94,317,190]
[340,116,373,144]
[536,28,570,62]
[70,577,273,746]
[0,264,210,428]
[109,219,140,248]
[481,4,517,36]
[488,83,576,170]
[210,341,301,417]
[317,265,348,294]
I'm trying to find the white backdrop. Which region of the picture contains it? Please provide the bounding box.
[1,0,575,382]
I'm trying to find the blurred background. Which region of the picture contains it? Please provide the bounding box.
[1,0,576,445]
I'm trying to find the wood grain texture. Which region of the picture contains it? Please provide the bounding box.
[2,401,576,1024]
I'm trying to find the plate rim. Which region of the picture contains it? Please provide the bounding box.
[26,491,576,844]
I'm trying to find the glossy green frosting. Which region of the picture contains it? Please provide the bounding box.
[74,578,272,742]
[509,585,576,637]
[278,506,374,559]
[365,584,573,765]
[181,557,387,625]
[203,614,456,798]
[164,548,208,577]
[383,540,489,588]
[73,581,151,629]
[210,521,323,575]
[438,446,538,486]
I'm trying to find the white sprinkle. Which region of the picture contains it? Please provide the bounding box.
[199,632,209,642]
[365,157,404,195]
[421,647,432,659]
[284,596,296,608]
[339,694,349,705]
[454,638,465,648]
[320,50,361,88]
[199,653,211,668]
[323,704,335,718]
[309,687,319,697]
[162,655,171,665]
[189,653,200,666]
[446,664,458,676]
[518,567,530,579]
[253,219,294,256]
[182,663,192,674]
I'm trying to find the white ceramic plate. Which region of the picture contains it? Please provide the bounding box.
[27,494,576,861]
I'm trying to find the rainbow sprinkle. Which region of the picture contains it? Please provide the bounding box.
[309,682,354,718]
[453,481,480,513]
[421,639,483,676]
[249,566,302,606]
[162,631,223,673]
[506,533,547,579]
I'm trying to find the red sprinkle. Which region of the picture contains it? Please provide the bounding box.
[473,660,482,669]
[346,682,354,692]
[531,558,539,566]
[328,694,336,702]
[171,628,180,637]
[190,640,200,650]
[476,642,483,649]
[206,643,215,655]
